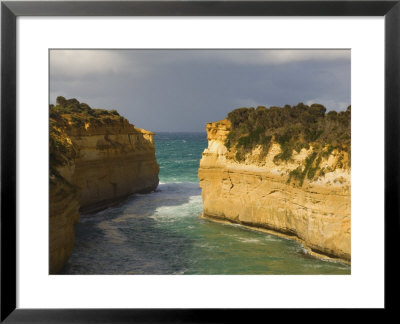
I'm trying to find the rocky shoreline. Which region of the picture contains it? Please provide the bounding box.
[200,213,350,265]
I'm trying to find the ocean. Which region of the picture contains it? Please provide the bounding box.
[61,132,350,274]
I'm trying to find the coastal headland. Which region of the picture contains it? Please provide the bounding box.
[49,97,159,273]
[198,104,351,263]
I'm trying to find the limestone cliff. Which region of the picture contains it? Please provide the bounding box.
[69,119,159,213]
[49,97,159,273]
[49,124,80,274]
[198,105,351,263]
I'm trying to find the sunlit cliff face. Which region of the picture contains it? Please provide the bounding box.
[199,118,351,263]
[49,99,159,273]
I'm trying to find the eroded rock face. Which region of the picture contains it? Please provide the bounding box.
[71,124,159,213]
[49,164,80,274]
[198,119,351,262]
[49,111,159,273]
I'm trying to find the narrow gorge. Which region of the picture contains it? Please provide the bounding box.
[49,97,159,274]
[50,98,351,275]
[198,105,351,263]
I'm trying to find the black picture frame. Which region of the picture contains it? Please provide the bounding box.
[1,0,399,321]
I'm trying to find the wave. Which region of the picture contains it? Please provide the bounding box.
[148,183,203,223]
[150,195,202,223]
[156,182,201,195]
[237,238,261,244]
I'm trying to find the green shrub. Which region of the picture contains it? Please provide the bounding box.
[80,102,91,110]
[288,166,304,184]
[56,96,67,107]
[225,102,351,163]
[51,97,122,119]
[102,117,113,124]
[307,155,321,180]
[287,151,320,186]
[274,147,292,162]
[71,116,84,127]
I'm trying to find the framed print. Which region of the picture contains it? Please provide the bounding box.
[1,0,399,321]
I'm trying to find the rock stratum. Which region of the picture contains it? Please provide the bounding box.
[49,97,159,273]
[198,104,351,263]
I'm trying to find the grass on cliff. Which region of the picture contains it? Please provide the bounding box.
[225,103,351,184]
[49,96,125,182]
[287,151,320,186]
[50,96,124,128]
[49,118,77,185]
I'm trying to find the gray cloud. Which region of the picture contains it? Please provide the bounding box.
[50,49,350,132]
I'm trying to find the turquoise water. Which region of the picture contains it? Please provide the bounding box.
[62,132,350,274]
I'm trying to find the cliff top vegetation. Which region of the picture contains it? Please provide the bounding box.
[50,96,127,129]
[224,103,351,185]
[49,96,128,181]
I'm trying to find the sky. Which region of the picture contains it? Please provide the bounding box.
[49,49,350,132]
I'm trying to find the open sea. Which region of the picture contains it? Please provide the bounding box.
[61,132,350,274]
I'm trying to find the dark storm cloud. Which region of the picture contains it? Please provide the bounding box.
[50,50,350,132]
